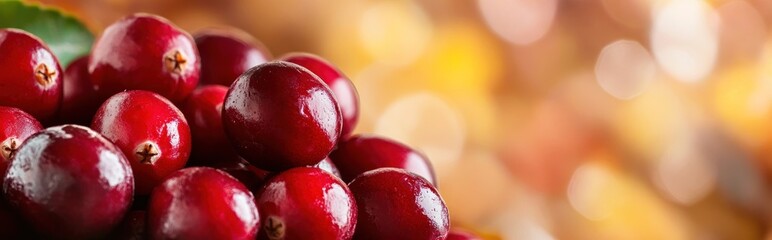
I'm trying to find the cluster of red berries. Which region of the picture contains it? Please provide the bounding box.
[0,13,480,240]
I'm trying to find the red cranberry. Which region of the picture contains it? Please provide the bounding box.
[0,107,43,185]
[109,210,147,240]
[282,53,359,138]
[446,229,482,240]
[88,13,200,103]
[148,167,259,240]
[58,55,102,125]
[3,125,134,239]
[0,28,63,122]
[180,85,240,165]
[348,168,449,240]
[195,28,271,87]
[222,61,342,171]
[91,90,192,195]
[256,167,357,240]
[330,135,436,185]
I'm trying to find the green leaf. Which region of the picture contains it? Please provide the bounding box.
[0,1,93,67]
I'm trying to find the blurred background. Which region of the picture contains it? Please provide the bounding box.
[28,0,772,239]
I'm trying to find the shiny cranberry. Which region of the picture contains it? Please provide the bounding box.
[0,29,63,122]
[282,53,359,138]
[256,167,357,240]
[88,13,200,103]
[91,90,192,195]
[222,61,342,171]
[148,167,259,240]
[109,210,147,240]
[58,55,101,125]
[0,107,43,185]
[3,125,134,239]
[348,168,449,240]
[195,28,271,87]
[446,229,483,240]
[180,85,240,165]
[330,135,436,185]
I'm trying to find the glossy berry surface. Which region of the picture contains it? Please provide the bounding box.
[446,229,483,240]
[256,167,357,240]
[148,167,260,240]
[88,13,200,103]
[314,156,341,179]
[330,135,436,185]
[3,125,134,239]
[0,28,63,122]
[58,55,101,125]
[0,106,43,184]
[348,168,449,240]
[222,61,342,171]
[195,28,271,87]
[180,85,239,164]
[282,53,359,138]
[91,90,191,195]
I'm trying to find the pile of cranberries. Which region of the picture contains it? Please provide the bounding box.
[0,13,481,240]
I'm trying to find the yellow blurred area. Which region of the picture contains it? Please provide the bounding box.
[30,0,772,238]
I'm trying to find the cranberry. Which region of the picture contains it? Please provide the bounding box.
[446,229,482,240]
[330,135,436,185]
[282,53,359,138]
[180,85,240,165]
[222,61,342,171]
[109,210,147,240]
[58,55,101,125]
[0,28,63,122]
[195,28,271,87]
[3,125,134,239]
[148,167,259,240]
[348,168,449,240]
[91,90,192,195]
[0,107,43,185]
[88,13,200,103]
[256,167,357,240]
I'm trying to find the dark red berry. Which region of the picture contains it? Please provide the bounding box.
[0,28,63,122]
[3,125,134,239]
[330,135,436,185]
[222,61,342,171]
[91,90,191,195]
[148,167,260,240]
[58,55,101,125]
[180,85,240,165]
[206,157,270,193]
[195,28,271,87]
[446,229,483,240]
[256,167,357,240]
[282,53,359,138]
[348,168,449,240]
[88,13,200,103]
[0,107,43,185]
[109,210,147,240]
